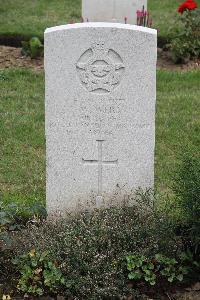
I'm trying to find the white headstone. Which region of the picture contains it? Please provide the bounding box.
[82,0,147,24]
[45,23,157,215]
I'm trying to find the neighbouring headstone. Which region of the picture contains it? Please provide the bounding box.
[45,23,157,215]
[82,0,147,24]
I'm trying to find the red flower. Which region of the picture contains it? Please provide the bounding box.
[178,0,198,14]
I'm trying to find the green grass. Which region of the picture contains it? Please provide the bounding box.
[156,70,200,193]
[0,0,200,41]
[0,0,81,40]
[0,68,199,207]
[0,69,45,206]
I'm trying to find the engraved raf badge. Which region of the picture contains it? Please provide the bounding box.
[76,41,125,94]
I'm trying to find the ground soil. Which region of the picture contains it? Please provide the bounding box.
[0,46,200,72]
[157,48,200,72]
[1,281,200,300]
[0,46,43,71]
[2,289,200,300]
[143,281,200,300]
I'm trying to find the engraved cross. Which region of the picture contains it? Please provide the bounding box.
[82,140,118,198]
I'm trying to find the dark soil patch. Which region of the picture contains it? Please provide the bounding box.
[1,46,200,72]
[1,289,200,300]
[0,34,36,48]
[0,46,43,71]
[121,279,200,300]
[140,281,200,300]
[157,48,200,71]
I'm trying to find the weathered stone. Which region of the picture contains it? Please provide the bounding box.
[45,23,157,215]
[82,0,147,24]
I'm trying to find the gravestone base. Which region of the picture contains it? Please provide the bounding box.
[47,187,150,218]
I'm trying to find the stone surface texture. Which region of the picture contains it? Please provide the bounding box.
[45,23,157,215]
[82,0,147,24]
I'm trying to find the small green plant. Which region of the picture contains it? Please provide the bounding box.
[21,37,43,59]
[13,250,65,296]
[0,202,23,252]
[155,254,188,283]
[0,201,47,260]
[168,8,200,63]
[126,255,156,286]
[0,202,22,233]
[126,253,188,286]
[0,202,47,288]
[0,202,46,234]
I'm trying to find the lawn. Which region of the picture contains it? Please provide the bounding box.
[0,68,199,207]
[1,0,200,42]
[0,69,45,207]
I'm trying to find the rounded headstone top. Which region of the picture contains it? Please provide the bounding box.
[45,22,157,36]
